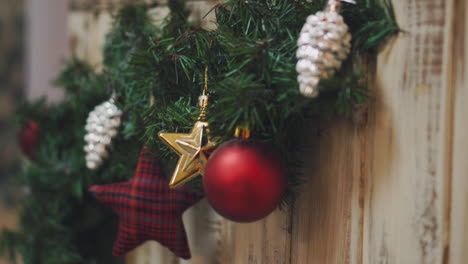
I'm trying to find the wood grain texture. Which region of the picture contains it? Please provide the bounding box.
[181,200,224,264]
[125,241,179,264]
[219,209,292,264]
[290,122,365,264]
[363,0,455,263]
[68,11,113,69]
[448,0,468,263]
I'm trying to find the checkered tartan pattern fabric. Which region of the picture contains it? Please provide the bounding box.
[89,146,203,259]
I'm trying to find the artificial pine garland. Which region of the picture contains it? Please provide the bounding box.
[1,1,399,263]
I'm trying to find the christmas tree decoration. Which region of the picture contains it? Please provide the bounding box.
[159,69,216,188]
[1,1,400,263]
[203,128,286,223]
[89,146,203,259]
[84,97,122,169]
[18,120,40,160]
[296,0,355,98]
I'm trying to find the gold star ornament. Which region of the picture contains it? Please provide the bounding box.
[158,95,216,188]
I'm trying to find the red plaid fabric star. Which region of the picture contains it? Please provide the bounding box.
[89,146,203,259]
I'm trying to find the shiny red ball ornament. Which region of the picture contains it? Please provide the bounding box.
[18,121,40,160]
[203,139,286,222]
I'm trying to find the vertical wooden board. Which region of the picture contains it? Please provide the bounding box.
[364,0,454,263]
[68,11,113,69]
[217,218,234,264]
[218,209,292,264]
[448,1,468,263]
[125,241,179,264]
[26,0,68,102]
[290,122,364,264]
[180,200,224,264]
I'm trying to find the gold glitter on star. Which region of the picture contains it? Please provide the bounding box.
[158,121,216,188]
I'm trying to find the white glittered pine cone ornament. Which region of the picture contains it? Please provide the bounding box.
[296,0,354,98]
[84,98,122,169]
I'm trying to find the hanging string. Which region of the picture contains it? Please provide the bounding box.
[198,65,209,121]
[198,38,216,121]
[203,66,209,96]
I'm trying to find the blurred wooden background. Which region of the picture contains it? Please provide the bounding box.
[68,0,468,263]
[0,0,24,263]
[4,0,465,263]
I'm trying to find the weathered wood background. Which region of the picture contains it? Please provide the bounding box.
[0,1,24,264]
[69,0,468,263]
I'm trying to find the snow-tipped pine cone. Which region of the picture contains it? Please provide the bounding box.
[296,9,351,98]
[84,99,122,169]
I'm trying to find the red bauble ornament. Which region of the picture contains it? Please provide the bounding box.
[203,139,286,222]
[18,121,40,160]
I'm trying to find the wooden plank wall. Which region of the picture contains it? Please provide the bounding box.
[363,1,453,263]
[69,0,468,263]
[446,1,467,263]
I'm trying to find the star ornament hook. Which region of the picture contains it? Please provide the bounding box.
[158,120,216,188]
[160,67,216,188]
